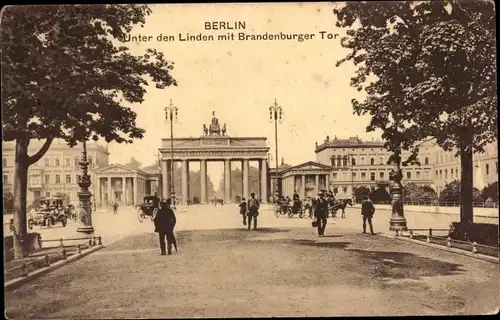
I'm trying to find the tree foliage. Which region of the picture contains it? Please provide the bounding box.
[481,182,498,202]
[172,168,215,201]
[439,180,483,203]
[353,186,370,201]
[217,166,261,200]
[3,192,14,213]
[369,187,391,204]
[402,182,438,203]
[334,1,496,223]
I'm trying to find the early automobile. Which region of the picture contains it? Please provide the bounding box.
[137,196,160,223]
[28,197,70,229]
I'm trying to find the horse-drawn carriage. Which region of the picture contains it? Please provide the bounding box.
[28,196,71,229]
[274,198,305,219]
[137,196,160,223]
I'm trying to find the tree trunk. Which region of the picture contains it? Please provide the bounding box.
[459,136,474,224]
[13,138,30,258]
[12,136,54,258]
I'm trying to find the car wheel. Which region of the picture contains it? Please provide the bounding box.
[138,209,144,223]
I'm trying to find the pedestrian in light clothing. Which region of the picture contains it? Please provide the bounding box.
[361,196,375,235]
[154,198,177,255]
[239,197,247,226]
[314,190,329,237]
[247,193,260,230]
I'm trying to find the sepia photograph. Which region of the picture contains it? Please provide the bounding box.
[2,2,498,318]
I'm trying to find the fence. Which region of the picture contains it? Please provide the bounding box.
[368,201,498,208]
[4,236,102,281]
[398,228,499,258]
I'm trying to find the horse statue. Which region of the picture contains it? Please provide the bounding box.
[221,123,227,136]
[329,198,353,218]
[203,124,208,136]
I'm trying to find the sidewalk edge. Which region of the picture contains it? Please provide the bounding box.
[4,245,104,291]
[379,233,499,264]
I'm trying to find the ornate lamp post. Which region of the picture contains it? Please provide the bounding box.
[269,99,283,195]
[76,137,94,235]
[389,154,408,235]
[165,99,178,208]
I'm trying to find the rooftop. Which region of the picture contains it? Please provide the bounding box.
[314,136,385,153]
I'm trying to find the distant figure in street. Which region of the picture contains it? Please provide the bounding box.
[361,196,375,235]
[154,198,177,255]
[314,191,329,237]
[239,197,247,226]
[247,193,260,230]
[112,202,119,214]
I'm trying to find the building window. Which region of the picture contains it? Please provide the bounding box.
[343,156,348,166]
[55,174,61,184]
[88,155,93,168]
[45,174,50,184]
[55,158,60,167]
[361,157,365,165]
[66,174,71,183]
[485,163,490,175]
[416,171,421,179]
[456,168,459,178]
[439,170,442,179]
[379,172,384,180]
[445,169,448,179]
[2,158,6,168]
[424,157,429,165]
[75,156,79,167]
[407,172,412,180]
[65,158,71,167]
[333,187,338,194]
[361,172,366,180]
[331,157,335,167]
[351,158,356,166]
[3,174,8,184]
[332,173,338,181]
[370,172,375,181]
[435,170,438,178]
[379,157,384,165]
[337,155,342,166]
[342,187,347,193]
[352,172,357,180]
[45,158,50,167]
[370,158,375,165]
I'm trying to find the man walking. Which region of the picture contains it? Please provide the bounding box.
[112,202,119,214]
[154,198,177,255]
[247,192,260,230]
[239,197,247,226]
[361,196,375,235]
[314,190,329,237]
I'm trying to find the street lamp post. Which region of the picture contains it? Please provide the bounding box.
[76,137,94,235]
[389,153,408,235]
[269,99,283,195]
[165,99,178,208]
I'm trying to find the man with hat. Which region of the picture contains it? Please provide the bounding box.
[314,190,329,236]
[247,192,260,230]
[154,198,177,255]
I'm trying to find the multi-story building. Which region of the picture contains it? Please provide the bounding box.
[2,139,110,205]
[314,136,435,198]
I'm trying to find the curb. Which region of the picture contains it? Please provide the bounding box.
[351,205,498,219]
[4,244,105,291]
[379,233,499,264]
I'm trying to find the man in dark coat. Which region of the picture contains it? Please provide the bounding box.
[361,195,375,235]
[314,191,329,237]
[247,192,260,230]
[154,198,177,255]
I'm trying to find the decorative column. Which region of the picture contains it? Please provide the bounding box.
[77,140,94,235]
[121,177,125,204]
[389,155,408,234]
[260,159,268,202]
[224,159,231,202]
[301,175,306,199]
[162,160,169,199]
[95,177,101,207]
[315,174,320,195]
[133,177,138,205]
[325,174,330,192]
[107,177,112,204]
[200,159,207,204]
[243,159,249,200]
[181,160,189,204]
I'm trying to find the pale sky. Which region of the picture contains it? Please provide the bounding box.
[107,2,381,184]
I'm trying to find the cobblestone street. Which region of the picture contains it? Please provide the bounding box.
[5,205,499,318]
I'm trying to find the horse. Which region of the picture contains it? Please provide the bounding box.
[212,197,224,206]
[329,198,353,218]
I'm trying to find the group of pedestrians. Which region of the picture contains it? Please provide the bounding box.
[239,192,260,230]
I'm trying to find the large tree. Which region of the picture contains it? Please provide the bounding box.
[217,166,261,200]
[1,5,177,257]
[334,0,496,224]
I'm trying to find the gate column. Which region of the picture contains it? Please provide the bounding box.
[200,159,207,204]
[224,159,231,202]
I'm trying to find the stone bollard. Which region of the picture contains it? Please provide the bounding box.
[59,238,64,248]
[77,244,82,254]
[89,239,92,247]
[92,236,96,246]
[447,237,452,247]
[429,228,433,237]
[98,236,102,246]
[409,230,413,239]
[472,242,478,254]
[44,254,50,267]
[61,248,67,260]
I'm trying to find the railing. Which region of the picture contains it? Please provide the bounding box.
[398,228,499,257]
[365,201,498,208]
[4,236,102,280]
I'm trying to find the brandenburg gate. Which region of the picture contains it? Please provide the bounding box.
[158,112,270,204]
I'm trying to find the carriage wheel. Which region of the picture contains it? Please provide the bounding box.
[28,219,34,230]
[287,209,293,218]
[152,208,158,221]
[275,207,280,218]
[299,211,304,219]
[138,209,144,223]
